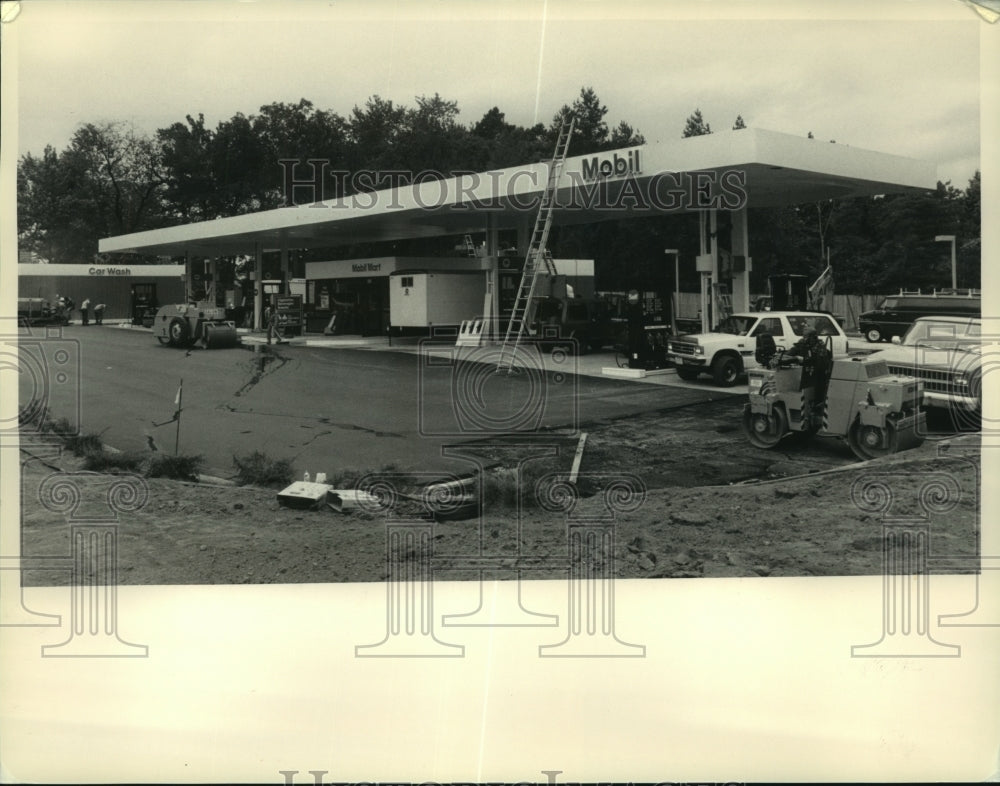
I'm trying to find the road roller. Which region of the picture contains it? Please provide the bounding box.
[153,302,239,349]
[742,352,925,461]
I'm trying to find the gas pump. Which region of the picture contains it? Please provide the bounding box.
[624,290,671,370]
[188,258,218,304]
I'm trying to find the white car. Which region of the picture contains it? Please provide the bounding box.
[866,315,982,412]
[667,311,850,386]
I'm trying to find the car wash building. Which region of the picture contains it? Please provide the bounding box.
[17,263,185,324]
[97,128,936,335]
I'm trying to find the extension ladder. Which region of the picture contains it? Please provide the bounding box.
[495,116,575,374]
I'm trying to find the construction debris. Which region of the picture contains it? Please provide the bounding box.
[276,480,333,510]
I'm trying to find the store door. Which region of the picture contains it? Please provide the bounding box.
[367,281,390,336]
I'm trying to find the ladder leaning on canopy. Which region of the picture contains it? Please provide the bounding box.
[495,116,575,375]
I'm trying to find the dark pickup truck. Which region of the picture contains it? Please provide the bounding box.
[529,296,619,354]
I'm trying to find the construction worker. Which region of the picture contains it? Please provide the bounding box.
[788,325,832,399]
[266,303,282,344]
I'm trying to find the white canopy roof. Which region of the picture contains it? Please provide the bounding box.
[99,128,937,257]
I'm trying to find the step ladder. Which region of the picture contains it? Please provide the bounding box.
[712,282,733,323]
[460,234,478,257]
[495,116,575,374]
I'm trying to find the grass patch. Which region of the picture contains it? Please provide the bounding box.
[81,451,145,474]
[64,433,104,457]
[19,403,55,434]
[147,453,205,481]
[47,417,76,438]
[232,450,294,487]
[481,460,551,510]
[18,401,84,441]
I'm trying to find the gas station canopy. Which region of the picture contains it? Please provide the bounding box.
[99,128,937,258]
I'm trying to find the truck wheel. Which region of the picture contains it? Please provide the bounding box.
[675,367,700,381]
[711,355,741,386]
[865,328,883,343]
[167,317,190,348]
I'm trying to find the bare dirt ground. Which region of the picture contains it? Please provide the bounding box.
[19,397,980,585]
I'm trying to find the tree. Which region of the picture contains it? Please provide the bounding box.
[825,196,882,294]
[253,99,348,204]
[397,93,479,174]
[682,109,712,137]
[158,113,216,221]
[960,170,981,240]
[474,111,548,169]
[609,120,645,148]
[210,112,271,214]
[17,145,78,262]
[347,95,408,173]
[746,205,817,288]
[68,122,165,237]
[473,107,512,139]
[865,187,959,292]
[551,86,610,155]
[19,123,167,262]
[953,171,980,288]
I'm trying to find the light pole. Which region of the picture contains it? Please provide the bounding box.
[664,248,679,334]
[934,235,957,290]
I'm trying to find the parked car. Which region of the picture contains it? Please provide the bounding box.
[666,311,850,386]
[859,290,980,343]
[866,315,982,413]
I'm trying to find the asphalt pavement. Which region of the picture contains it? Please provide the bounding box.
[16,324,732,479]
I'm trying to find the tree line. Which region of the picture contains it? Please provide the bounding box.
[16,88,980,295]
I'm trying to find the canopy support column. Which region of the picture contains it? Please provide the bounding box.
[730,206,752,313]
[253,241,263,331]
[484,214,500,341]
[280,238,290,295]
[697,210,719,333]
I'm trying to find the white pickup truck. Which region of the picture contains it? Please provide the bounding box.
[666,311,851,386]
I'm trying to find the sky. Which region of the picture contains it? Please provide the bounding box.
[7,0,988,188]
